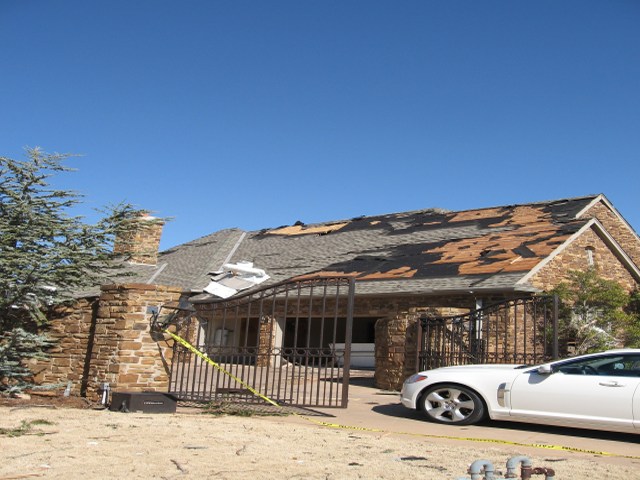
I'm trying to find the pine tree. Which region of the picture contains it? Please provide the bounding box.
[0,147,152,393]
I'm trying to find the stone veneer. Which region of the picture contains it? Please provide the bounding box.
[36,283,183,400]
[530,227,637,292]
[374,312,415,391]
[92,284,182,397]
[374,306,473,391]
[35,298,97,395]
[585,201,640,268]
[113,215,164,265]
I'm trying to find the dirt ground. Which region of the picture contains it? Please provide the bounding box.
[1,397,639,480]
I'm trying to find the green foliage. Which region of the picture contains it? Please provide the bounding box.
[551,268,638,355]
[0,148,149,330]
[624,290,640,348]
[0,328,54,394]
[0,147,153,394]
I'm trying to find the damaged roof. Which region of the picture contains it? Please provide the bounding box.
[123,195,608,296]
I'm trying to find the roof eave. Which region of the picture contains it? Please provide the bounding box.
[353,284,540,298]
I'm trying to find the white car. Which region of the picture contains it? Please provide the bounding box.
[400,349,640,433]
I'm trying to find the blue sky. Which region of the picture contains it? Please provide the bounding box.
[2,1,639,250]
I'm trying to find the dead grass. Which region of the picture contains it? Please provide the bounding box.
[202,401,292,417]
[0,419,55,437]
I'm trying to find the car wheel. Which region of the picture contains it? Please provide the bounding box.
[419,383,485,425]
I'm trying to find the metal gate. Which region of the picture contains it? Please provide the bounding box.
[418,296,558,371]
[167,276,355,408]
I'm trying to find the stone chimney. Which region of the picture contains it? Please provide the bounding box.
[113,214,164,265]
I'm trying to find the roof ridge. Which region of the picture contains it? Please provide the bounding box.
[159,227,245,254]
[255,194,602,233]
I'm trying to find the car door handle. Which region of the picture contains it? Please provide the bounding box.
[598,381,625,387]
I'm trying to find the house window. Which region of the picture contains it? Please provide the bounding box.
[586,247,595,267]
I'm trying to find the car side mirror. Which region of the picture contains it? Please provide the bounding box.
[537,364,553,375]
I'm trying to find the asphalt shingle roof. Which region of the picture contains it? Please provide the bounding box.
[115,195,601,297]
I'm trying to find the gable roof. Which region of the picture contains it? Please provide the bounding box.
[226,195,597,296]
[517,217,640,286]
[114,194,640,299]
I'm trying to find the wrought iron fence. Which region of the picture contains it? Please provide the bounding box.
[168,276,355,408]
[418,296,558,371]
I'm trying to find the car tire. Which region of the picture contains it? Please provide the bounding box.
[419,383,486,425]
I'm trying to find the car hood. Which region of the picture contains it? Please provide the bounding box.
[423,364,528,374]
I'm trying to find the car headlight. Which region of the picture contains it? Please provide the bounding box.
[405,373,428,384]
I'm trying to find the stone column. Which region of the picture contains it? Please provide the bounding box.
[374,312,419,391]
[88,283,183,399]
[256,316,276,367]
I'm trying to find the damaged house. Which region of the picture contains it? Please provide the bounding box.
[36,194,640,406]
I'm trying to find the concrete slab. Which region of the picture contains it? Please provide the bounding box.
[282,371,640,467]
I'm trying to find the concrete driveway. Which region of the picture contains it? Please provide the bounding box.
[285,371,640,466]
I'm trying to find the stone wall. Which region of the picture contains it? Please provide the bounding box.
[375,314,405,391]
[353,296,480,319]
[36,283,183,400]
[530,227,638,292]
[34,297,97,396]
[256,316,276,367]
[585,201,640,268]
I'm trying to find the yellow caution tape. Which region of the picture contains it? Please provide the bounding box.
[166,330,279,407]
[165,330,640,461]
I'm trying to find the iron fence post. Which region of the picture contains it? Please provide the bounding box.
[416,316,423,372]
[341,277,355,408]
[552,294,559,360]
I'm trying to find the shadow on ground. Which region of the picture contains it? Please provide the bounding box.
[371,403,640,444]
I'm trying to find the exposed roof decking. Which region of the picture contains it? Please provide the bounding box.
[102,195,612,298]
[224,197,597,294]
